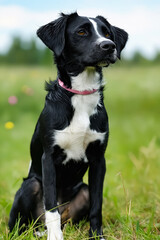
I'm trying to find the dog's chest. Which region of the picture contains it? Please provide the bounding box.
[54,93,105,164]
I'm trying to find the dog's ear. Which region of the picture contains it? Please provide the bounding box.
[111,26,128,59]
[37,13,69,56]
[96,16,128,59]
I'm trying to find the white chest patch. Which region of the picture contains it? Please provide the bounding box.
[54,69,105,164]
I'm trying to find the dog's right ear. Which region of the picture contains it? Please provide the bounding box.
[37,13,69,56]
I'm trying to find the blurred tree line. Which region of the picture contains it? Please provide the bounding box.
[0,36,160,66]
[0,37,53,65]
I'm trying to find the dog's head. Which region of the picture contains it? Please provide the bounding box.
[37,12,128,72]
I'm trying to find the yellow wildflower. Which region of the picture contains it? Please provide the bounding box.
[5,121,14,130]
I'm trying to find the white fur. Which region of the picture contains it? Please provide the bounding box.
[89,18,109,44]
[28,160,31,173]
[45,211,63,240]
[89,18,118,62]
[89,19,117,61]
[54,68,106,165]
[35,230,47,237]
[72,66,100,91]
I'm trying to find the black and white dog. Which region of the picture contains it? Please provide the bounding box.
[9,12,128,240]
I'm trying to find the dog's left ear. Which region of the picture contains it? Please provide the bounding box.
[111,26,128,59]
[37,13,70,56]
[96,16,128,59]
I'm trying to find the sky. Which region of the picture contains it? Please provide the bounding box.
[0,0,160,59]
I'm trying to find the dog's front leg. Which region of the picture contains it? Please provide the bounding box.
[88,154,106,240]
[42,152,63,240]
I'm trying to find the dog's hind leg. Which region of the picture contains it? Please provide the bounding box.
[8,177,44,232]
[60,183,90,225]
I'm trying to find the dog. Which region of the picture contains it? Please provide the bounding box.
[9,12,128,240]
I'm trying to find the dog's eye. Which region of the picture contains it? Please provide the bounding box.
[105,33,110,38]
[102,27,110,38]
[77,30,87,36]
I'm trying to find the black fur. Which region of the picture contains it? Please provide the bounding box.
[9,12,128,239]
[96,15,128,59]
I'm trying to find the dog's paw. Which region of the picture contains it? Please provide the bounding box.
[47,229,63,240]
[89,227,106,240]
[46,211,63,240]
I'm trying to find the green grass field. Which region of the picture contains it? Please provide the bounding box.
[0,64,160,239]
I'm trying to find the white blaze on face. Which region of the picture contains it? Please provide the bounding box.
[89,18,117,62]
[89,18,113,44]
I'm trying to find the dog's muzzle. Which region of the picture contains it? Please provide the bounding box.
[96,41,117,67]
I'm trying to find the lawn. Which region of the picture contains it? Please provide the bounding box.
[0,64,160,239]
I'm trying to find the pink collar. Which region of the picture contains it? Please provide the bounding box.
[58,79,98,95]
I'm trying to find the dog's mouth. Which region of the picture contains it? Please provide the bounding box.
[94,52,118,68]
[77,51,118,70]
[97,60,110,67]
[97,55,117,67]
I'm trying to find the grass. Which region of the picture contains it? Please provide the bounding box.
[0,64,160,239]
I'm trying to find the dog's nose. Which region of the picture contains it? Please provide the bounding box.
[99,41,116,52]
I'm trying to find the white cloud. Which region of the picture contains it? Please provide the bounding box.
[0,5,59,52]
[0,5,160,58]
[0,5,58,29]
